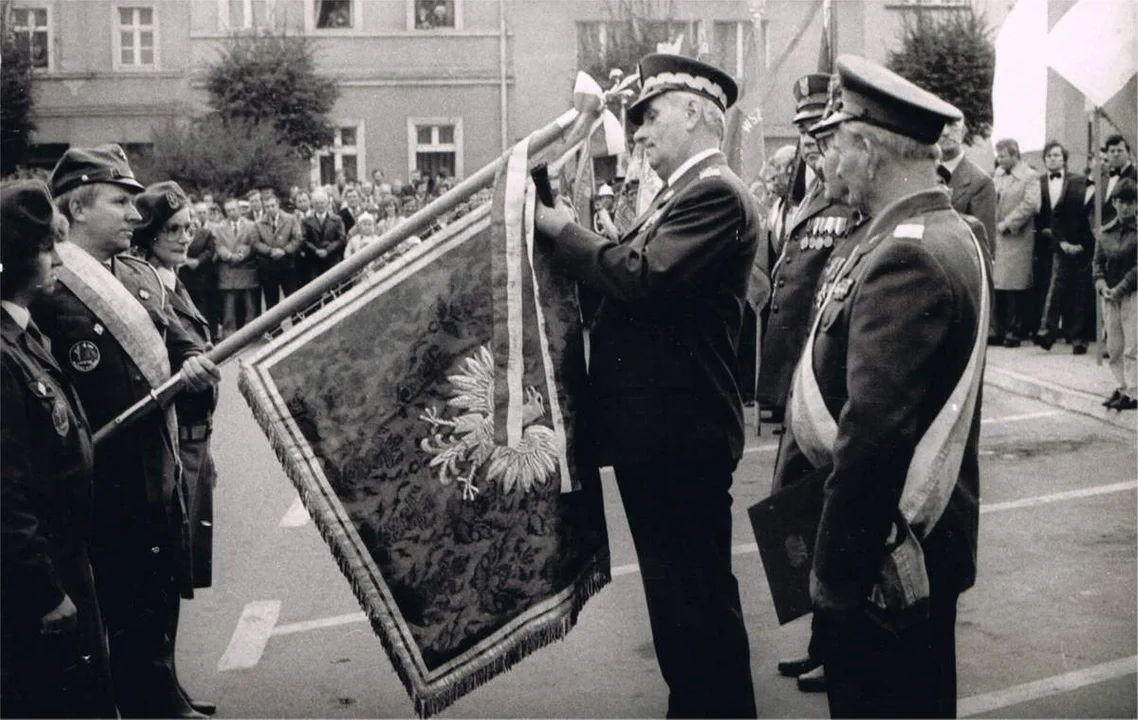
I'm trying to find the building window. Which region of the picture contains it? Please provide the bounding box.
[712,21,754,78]
[8,6,51,70]
[411,0,456,30]
[408,119,462,181]
[315,0,352,29]
[313,125,363,187]
[115,6,157,69]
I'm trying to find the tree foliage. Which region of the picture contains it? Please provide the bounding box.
[1,5,37,176]
[578,0,679,82]
[133,116,307,198]
[887,8,995,144]
[205,31,338,158]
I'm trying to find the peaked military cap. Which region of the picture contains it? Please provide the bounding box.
[628,53,738,125]
[792,73,832,124]
[132,181,190,249]
[49,143,145,198]
[808,55,962,144]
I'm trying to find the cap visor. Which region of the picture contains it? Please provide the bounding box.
[807,111,850,138]
[628,86,671,126]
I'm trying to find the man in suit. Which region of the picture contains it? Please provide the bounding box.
[534,53,761,717]
[776,55,986,717]
[993,138,1042,346]
[213,198,260,337]
[1098,134,1138,228]
[757,74,863,427]
[1033,140,1096,353]
[938,117,997,252]
[31,145,219,718]
[250,191,303,310]
[301,188,347,284]
[339,185,363,236]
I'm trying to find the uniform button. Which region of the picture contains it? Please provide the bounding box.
[777,279,786,287]
[151,546,161,554]
[771,303,780,313]
[784,257,792,265]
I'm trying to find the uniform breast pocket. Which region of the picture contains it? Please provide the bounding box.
[818,301,847,334]
[28,375,72,440]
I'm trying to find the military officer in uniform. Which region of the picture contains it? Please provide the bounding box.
[757,73,863,427]
[535,53,762,717]
[31,145,220,719]
[1,180,117,718]
[775,56,987,717]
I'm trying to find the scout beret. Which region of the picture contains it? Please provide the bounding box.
[792,73,831,124]
[48,143,145,198]
[132,181,190,249]
[807,54,962,145]
[1,179,56,247]
[628,53,738,125]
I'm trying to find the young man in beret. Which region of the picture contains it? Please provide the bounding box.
[535,53,761,717]
[30,144,219,718]
[777,55,987,717]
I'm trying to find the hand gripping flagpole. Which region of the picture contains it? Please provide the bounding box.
[93,82,626,446]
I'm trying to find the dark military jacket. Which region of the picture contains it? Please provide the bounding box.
[773,188,987,610]
[757,181,864,413]
[31,253,201,594]
[551,151,761,466]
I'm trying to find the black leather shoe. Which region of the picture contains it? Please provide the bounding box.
[1072,343,1088,355]
[1003,334,1022,348]
[1111,395,1138,411]
[1033,331,1055,351]
[797,664,826,693]
[187,699,217,716]
[777,656,820,678]
[987,334,1003,346]
[1103,389,1123,407]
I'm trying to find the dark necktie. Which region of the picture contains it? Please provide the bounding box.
[25,319,51,355]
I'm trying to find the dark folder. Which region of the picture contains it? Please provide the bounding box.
[747,469,827,625]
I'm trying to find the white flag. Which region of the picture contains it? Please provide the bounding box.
[1047,0,1138,108]
[992,0,1048,152]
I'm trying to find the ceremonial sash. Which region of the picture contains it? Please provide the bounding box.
[55,243,180,456]
[788,223,990,624]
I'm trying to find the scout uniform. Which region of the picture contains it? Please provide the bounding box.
[1,181,117,718]
[30,145,202,718]
[774,56,988,718]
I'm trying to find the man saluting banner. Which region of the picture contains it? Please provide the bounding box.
[239,137,610,716]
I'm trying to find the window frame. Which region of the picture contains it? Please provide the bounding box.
[112,4,159,71]
[311,121,367,188]
[305,0,362,33]
[217,0,251,32]
[8,4,53,72]
[407,117,464,180]
[406,0,463,31]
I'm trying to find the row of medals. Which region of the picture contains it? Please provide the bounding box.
[800,216,848,250]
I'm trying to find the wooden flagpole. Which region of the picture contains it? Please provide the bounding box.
[93,107,589,445]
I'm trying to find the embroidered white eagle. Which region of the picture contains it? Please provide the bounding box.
[419,345,561,500]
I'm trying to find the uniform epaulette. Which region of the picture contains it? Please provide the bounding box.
[893,223,924,239]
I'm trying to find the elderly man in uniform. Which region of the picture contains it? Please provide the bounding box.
[535,53,763,717]
[757,74,863,428]
[775,56,987,717]
[31,145,220,719]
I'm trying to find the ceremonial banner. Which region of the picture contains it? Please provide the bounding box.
[239,140,610,716]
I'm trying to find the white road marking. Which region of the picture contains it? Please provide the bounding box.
[279,497,310,527]
[958,656,1137,717]
[273,611,366,636]
[743,443,779,455]
[606,482,1137,581]
[980,410,1063,425]
[980,481,1137,514]
[217,600,281,671]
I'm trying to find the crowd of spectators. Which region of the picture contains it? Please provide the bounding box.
[172,168,488,341]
